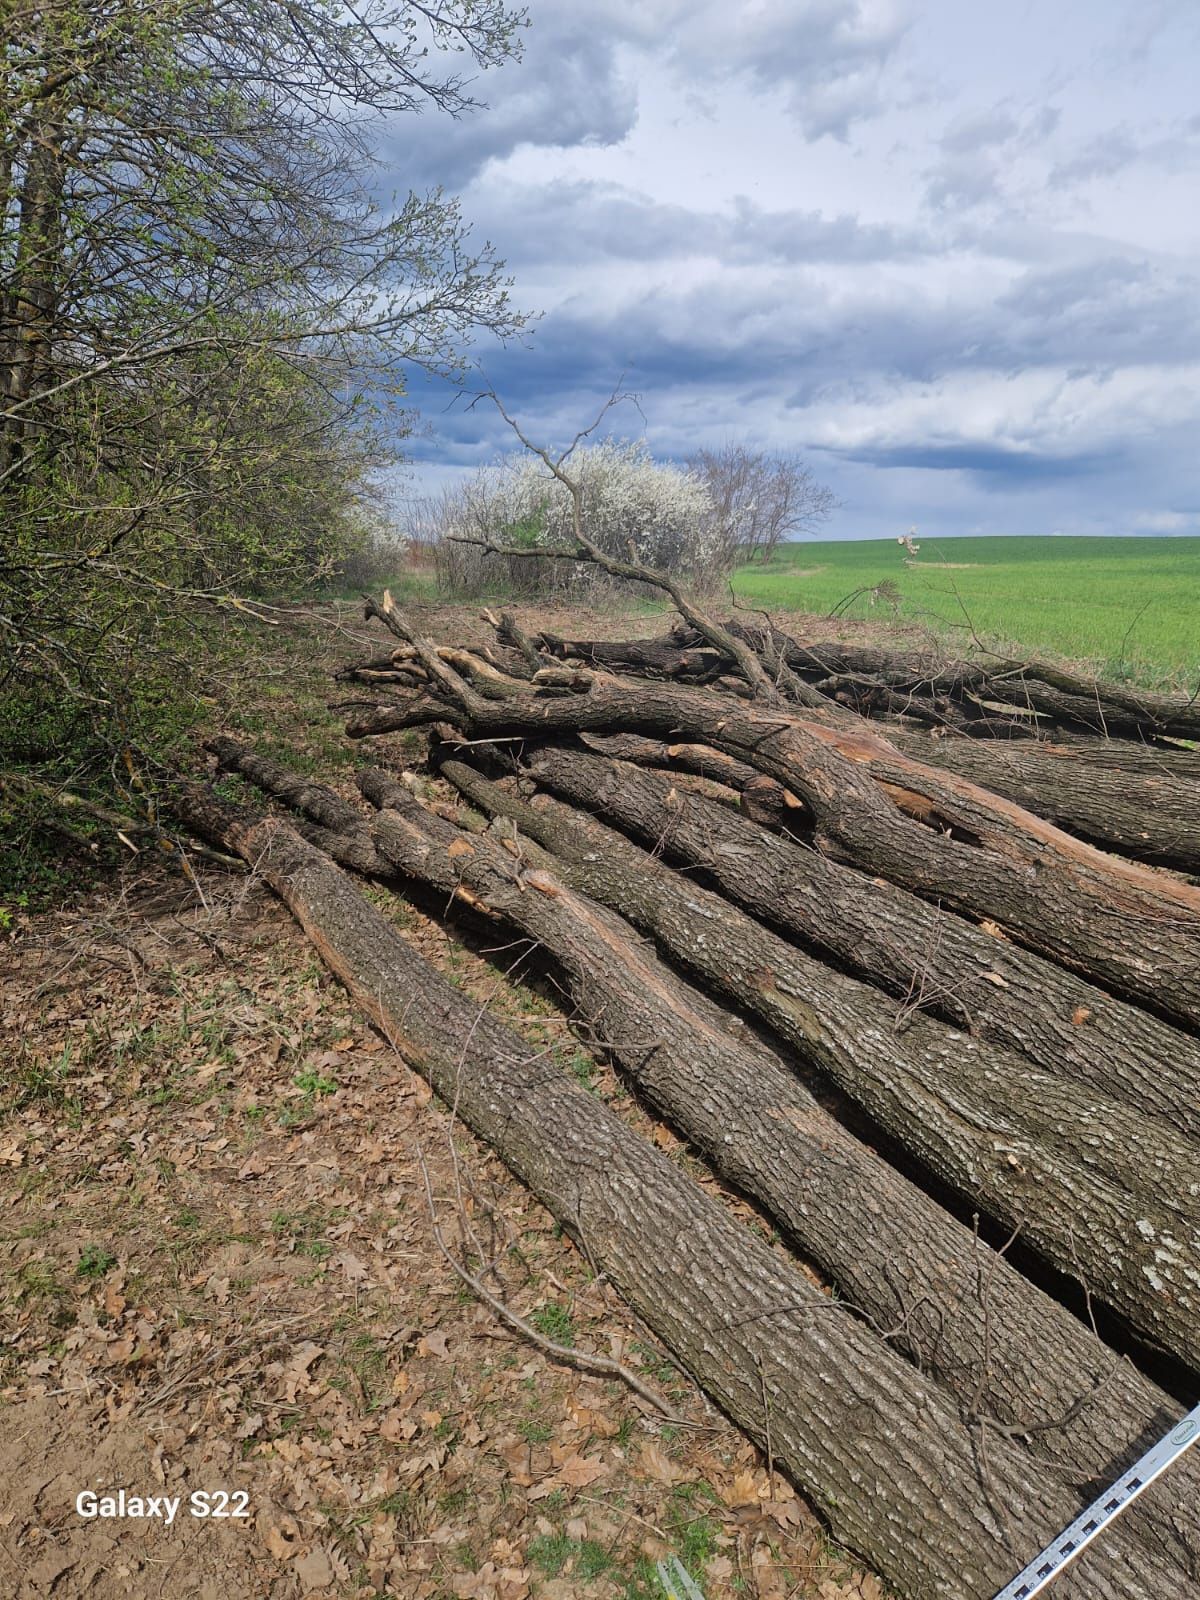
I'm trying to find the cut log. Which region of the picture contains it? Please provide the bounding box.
[199,749,1200,1575]
[524,744,1200,1138]
[528,635,1200,871]
[580,732,761,789]
[168,788,1185,1600]
[344,665,1200,1031]
[416,754,1200,1366]
[678,617,1200,743]
[891,735,1200,876]
[539,629,728,680]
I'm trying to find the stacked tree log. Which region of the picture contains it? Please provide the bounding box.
[197,597,1200,1599]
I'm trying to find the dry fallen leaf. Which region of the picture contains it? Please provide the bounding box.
[638,1440,692,1486]
[262,1518,300,1562]
[281,1341,324,1401]
[722,1468,762,1507]
[292,1544,336,1592]
[553,1453,607,1489]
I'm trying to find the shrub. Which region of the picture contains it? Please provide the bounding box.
[432,441,724,596]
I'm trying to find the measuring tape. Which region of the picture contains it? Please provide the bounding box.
[993,1401,1200,1597]
[656,1555,705,1600]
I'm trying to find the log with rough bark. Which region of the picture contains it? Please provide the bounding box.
[893,735,1200,876]
[524,634,1200,871]
[676,616,1200,743]
[416,755,1200,1371]
[168,787,1186,1600]
[202,743,1200,1572]
[343,658,1200,1031]
[539,629,729,681]
[522,744,1200,1136]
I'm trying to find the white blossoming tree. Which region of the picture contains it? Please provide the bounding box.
[433,440,723,596]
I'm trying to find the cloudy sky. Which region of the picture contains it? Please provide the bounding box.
[383,0,1200,541]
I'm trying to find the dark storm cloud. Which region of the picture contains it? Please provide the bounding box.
[823,440,1118,485]
[374,13,637,195]
[463,178,933,268]
[991,258,1200,367]
[376,1,1200,538]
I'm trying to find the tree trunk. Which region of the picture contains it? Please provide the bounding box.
[888,734,1200,876]
[523,745,1200,1137]
[168,787,1185,1600]
[407,756,1200,1373]
[539,629,729,680]
[344,670,1200,1031]
[682,617,1200,743]
[522,637,1200,871]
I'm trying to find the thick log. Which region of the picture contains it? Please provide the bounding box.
[539,629,728,680]
[344,668,1200,1031]
[167,788,1185,1600]
[894,735,1200,876]
[592,723,1200,877]
[203,749,1200,1574]
[421,756,1200,1368]
[528,635,1200,870]
[580,732,760,790]
[525,745,1200,1139]
[680,618,1200,743]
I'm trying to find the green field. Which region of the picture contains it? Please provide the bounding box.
[731,535,1200,688]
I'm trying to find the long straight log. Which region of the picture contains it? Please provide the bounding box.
[344,668,1200,1031]
[203,749,1200,1575]
[169,788,1184,1600]
[524,745,1200,1139]
[891,734,1200,875]
[420,756,1200,1370]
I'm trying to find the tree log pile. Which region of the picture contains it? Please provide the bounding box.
[192,596,1200,1598]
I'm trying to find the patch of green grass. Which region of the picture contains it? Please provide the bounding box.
[529,1300,574,1345]
[15,1260,65,1300]
[527,1531,573,1577]
[630,1340,677,1384]
[76,1244,117,1279]
[330,1330,393,1413]
[9,1042,80,1115]
[676,1513,719,1571]
[270,1207,337,1261]
[527,1531,615,1581]
[293,1069,338,1097]
[565,1049,598,1091]
[732,535,1200,688]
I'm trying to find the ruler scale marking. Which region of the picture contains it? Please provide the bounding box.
[993,1402,1200,1598]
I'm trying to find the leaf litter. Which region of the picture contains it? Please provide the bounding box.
[0,599,890,1599]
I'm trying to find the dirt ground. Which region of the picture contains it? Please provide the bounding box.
[0,595,898,1600]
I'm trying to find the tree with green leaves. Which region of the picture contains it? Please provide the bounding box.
[0,0,528,847]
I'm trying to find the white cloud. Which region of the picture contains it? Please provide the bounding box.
[385,0,1200,540]
[1133,510,1200,533]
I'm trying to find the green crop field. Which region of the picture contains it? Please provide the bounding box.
[731,535,1200,688]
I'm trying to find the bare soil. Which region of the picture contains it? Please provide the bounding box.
[0,596,890,1600]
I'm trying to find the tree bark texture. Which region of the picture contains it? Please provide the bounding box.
[679,618,1200,743]
[168,787,1188,1600]
[523,745,1200,1138]
[519,638,1200,872]
[344,670,1200,1031]
[409,756,1200,1375]
[892,735,1200,876]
